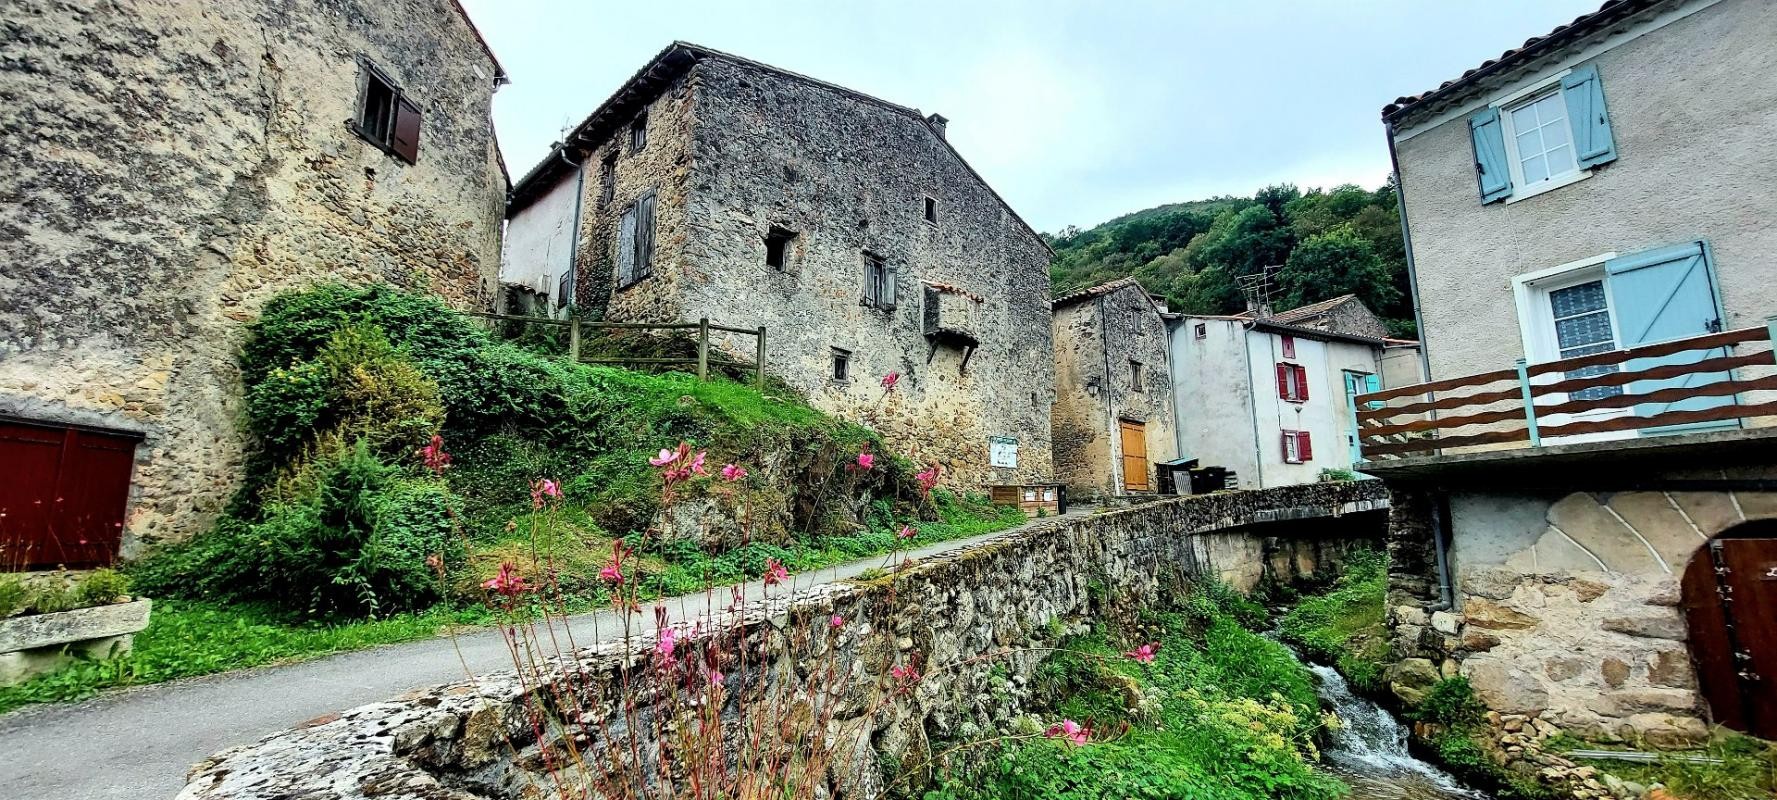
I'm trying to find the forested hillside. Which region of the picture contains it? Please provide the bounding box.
[1046,184,1415,337]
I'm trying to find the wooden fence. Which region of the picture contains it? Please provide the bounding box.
[459,312,767,388]
[1351,319,1777,460]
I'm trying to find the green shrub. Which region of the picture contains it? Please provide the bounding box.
[75,569,130,606]
[1416,676,1485,726]
[247,324,443,458]
[0,574,27,617]
[27,582,81,614]
[1278,548,1389,691]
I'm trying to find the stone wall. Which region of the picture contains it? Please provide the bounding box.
[1051,284,1177,499]
[1385,480,1777,746]
[0,0,507,553]
[178,481,1388,800]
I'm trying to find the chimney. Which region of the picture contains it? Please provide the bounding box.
[925,113,948,140]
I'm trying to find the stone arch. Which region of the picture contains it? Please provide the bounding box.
[1510,490,1777,576]
[1680,517,1777,738]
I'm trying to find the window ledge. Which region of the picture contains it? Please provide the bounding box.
[1505,169,1591,204]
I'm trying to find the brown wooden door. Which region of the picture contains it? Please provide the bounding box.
[1118,420,1149,492]
[0,420,139,569]
[1683,532,1777,738]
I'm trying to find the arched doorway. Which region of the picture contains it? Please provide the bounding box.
[1681,519,1777,738]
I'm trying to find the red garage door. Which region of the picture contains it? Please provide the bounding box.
[0,420,140,569]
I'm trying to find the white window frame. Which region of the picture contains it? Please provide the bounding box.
[1490,68,1592,204]
[1510,252,1634,441]
[1281,430,1304,464]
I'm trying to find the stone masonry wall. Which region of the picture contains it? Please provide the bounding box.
[178,481,1388,800]
[1050,285,1177,499]
[676,57,1056,488]
[0,0,507,554]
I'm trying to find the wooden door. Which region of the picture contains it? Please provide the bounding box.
[1683,532,1777,737]
[0,420,139,569]
[1118,420,1149,492]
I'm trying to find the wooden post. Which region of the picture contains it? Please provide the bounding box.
[697,317,710,382]
[568,318,581,364]
[755,326,767,389]
[1515,358,1541,447]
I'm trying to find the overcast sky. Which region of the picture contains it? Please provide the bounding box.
[460,0,1604,233]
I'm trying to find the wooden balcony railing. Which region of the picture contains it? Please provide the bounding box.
[1351,319,1777,461]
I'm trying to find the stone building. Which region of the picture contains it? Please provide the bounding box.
[502,43,1055,487]
[1369,0,1777,745]
[0,0,509,566]
[1050,279,1178,499]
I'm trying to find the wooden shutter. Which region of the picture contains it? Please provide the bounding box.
[1294,364,1310,402]
[1280,431,1295,463]
[636,192,656,278]
[1363,373,1382,410]
[1605,241,1732,424]
[616,205,638,287]
[1298,431,1313,461]
[1468,107,1512,204]
[391,95,421,164]
[882,262,898,309]
[1276,363,1291,399]
[1562,64,1617,169]
[1281,335,1295,359]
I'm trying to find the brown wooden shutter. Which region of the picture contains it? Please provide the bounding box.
[1298,431,1313,461]
[1276,363,1290,399]
[1295,364,1310,402]
[391,95,421,164]
[636,192,656,278]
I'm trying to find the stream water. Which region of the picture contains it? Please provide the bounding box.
[1308,663,1493,800]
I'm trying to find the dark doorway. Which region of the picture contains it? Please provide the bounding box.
[0,419,140,569]
[1682,519,1777,738]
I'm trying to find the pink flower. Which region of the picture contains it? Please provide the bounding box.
[688,450,708,477]
[600,564,623,584]
[849,450,876,472]
[881,371,900,391]
[601,541,629,585]
[915,465,940,494]
[656,627,677,660]
[482,562,533,597]
[417,435,452,475]
[762,558,789,586]
[649,448,680,467]
[889,662,921,691]
[1044,719,1090,746]
[830,614,845,628]
[720,463,747,482]
[1123,643,1159,664]
[706,669,725,687]
[531,478,562,509]
[897,525,917,540]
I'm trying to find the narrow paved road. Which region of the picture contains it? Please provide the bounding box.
[0,513,1074,800]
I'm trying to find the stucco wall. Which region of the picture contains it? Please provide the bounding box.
[1051,286,1176,498]
[674,58,1055,487]
[501,164,582,302]
[0,0,506,553]
[1169,318,1261,486]
[1393,0,1777,381]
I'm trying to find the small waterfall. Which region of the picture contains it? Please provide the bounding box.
[1308,663,1493,800]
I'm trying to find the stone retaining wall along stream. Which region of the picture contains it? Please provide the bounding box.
[178,482,1387,800]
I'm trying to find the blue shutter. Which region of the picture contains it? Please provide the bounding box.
[1604,241,1732,431]
[1469,107,1513,204]
[1363,373,1382,409]
[1561,64,1618,169]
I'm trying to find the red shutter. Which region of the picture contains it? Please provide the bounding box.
[1298,431,1313,461]
[391,95,421,164]
[1276,363,1290,399]
[1295,364,1310,402]
[1281,335,1296,359]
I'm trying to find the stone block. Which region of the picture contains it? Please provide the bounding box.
[1666,492,1743,538]
[1604,492,1709,571]
[1647,648,1694,688]
[1463,657,1550,715]
[1430,610,1461,635]
[1606,688,1698,714]
[1458,567,1522,601]
[1544,656,1587,682]
[1392,657,1441,690]
[1602,610,1686,641]
[1459,628,1502,653]
[1545,493,1662,574]
[1621,713,1709,749]
[0,599,151,656]
[1462,597,1539,630]
[1601,657,1630,688]
[1394,604,1429,627]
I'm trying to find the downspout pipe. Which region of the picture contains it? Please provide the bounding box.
[558,146,587,318]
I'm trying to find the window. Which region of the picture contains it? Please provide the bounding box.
[1129,360,1145,390]
[1276,363,1309,403]
[1546,279,1622,401]
[923,196,938,225]
[557,272,573,310]
[1194,323,1207,340]
[831,348,852,381]
[862,253,896,309]
[765,227,796,270]
[1281,430,1313,464]
[352,61,421,164]
[1469,64,1616,204]
[598,151,618,209]
[629,112,648,153]
[616,190,656,289]
[1280,335,1296,359]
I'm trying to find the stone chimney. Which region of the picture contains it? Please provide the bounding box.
[925,113,948,140]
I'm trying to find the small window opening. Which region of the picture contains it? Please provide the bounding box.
[353,62,420,164]
[765,227,797,270]
[862,253,895,309]
[831,348,852,381]
[629,112,648,153]
[598,151,618,209]
[923,196,938,225]
[1130,360,1145,391]
[1194,323,1207,339]
[1281,334,1296,359]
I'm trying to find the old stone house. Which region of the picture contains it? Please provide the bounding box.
[0,0,509,567]
[1167,295,1421,489]
[502,43,1055,488]
[1050,279,1178,499]
[1371,0,1777,745]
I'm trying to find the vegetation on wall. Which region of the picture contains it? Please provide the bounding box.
[927,584,1343,800]
[1277,548,1391,693]
[1045,183,1414,336]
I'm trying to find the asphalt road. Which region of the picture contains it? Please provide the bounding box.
[0,516,1067,800]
